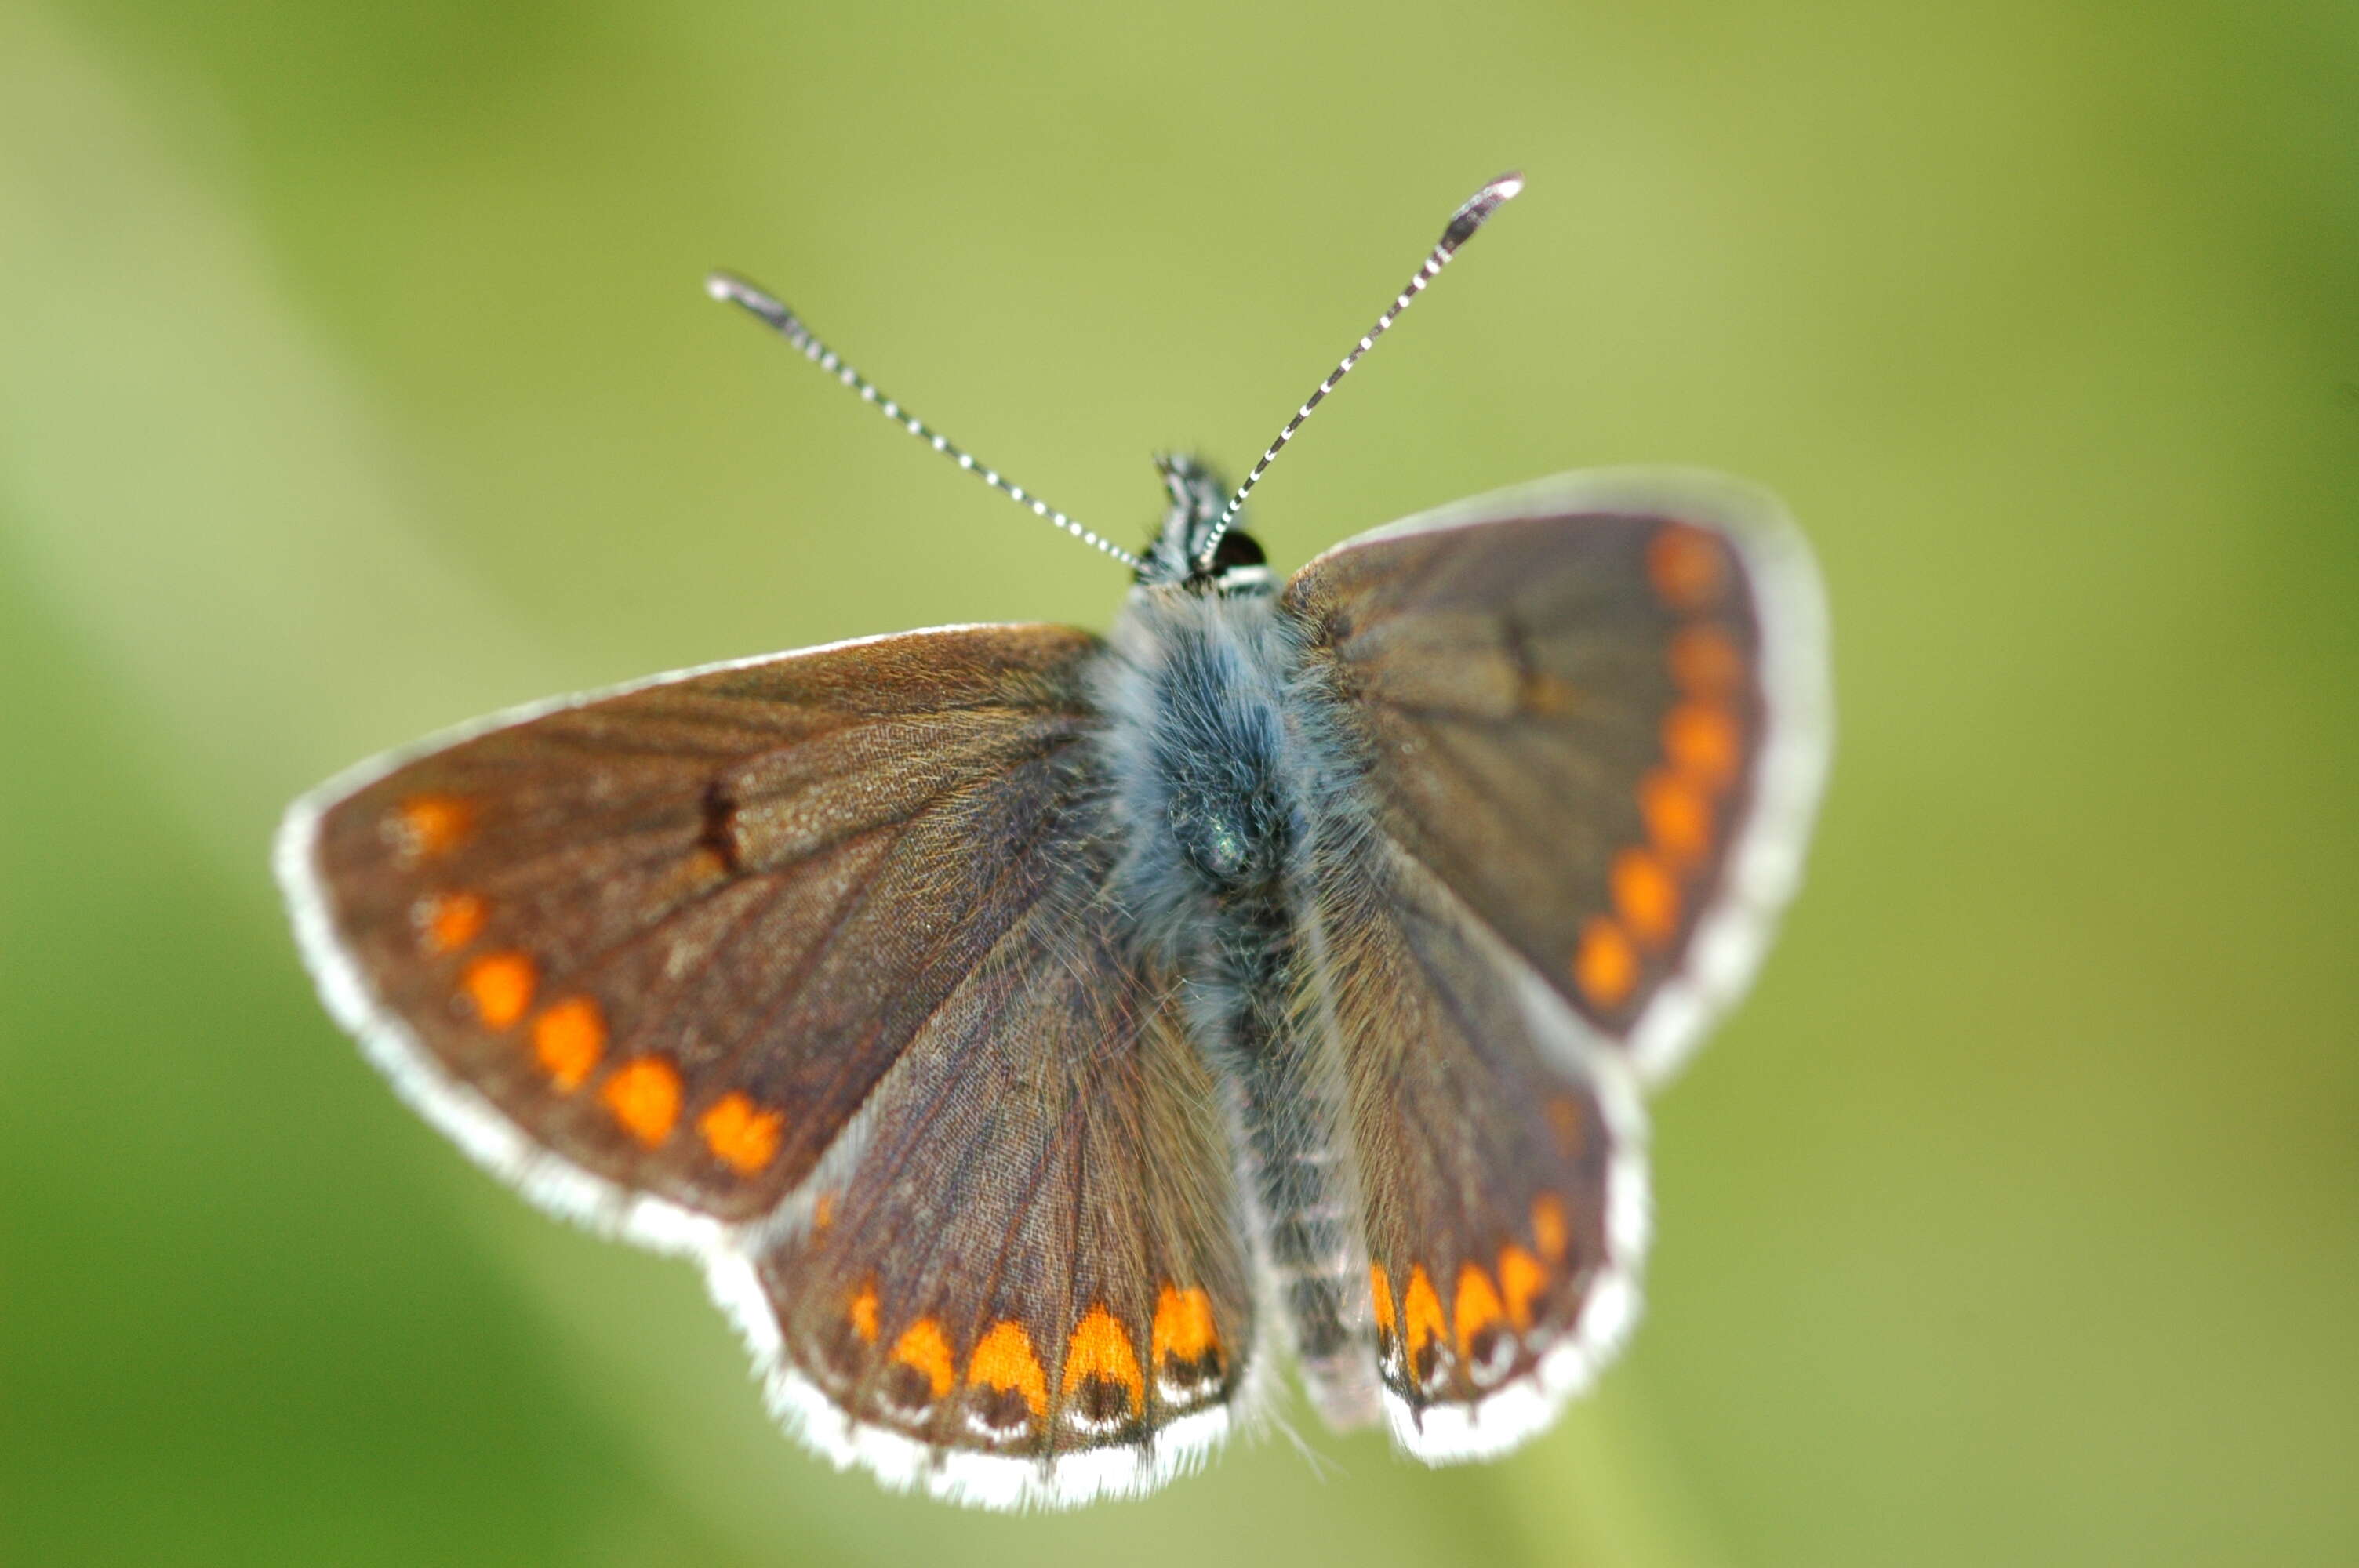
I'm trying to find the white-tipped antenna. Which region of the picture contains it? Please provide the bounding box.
[706,272,1143,570]
[1193,172,1525,571]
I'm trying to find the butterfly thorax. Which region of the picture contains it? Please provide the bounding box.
[1098,579,1298,935]
[1103,457,1303,937]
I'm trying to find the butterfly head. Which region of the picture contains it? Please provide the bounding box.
[1139,455,1272,596]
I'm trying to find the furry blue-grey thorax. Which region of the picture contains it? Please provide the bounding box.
[1109,456,1295,906]
[1102,456,1310,922]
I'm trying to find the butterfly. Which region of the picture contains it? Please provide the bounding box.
[275,173,1830,1509]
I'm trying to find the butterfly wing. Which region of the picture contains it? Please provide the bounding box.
[276,623,1256,1506]
[729,899,1254,1506]
[1284,467,1831,1083]
[1290,815,1645,1457]
[1279,468,1830,1454]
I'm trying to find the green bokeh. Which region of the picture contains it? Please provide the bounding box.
[4,2,2354,1563]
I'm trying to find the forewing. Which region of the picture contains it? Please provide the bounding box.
[278,625,1105,1242]
[1284,467,1831,1081]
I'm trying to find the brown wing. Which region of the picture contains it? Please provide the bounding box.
[1283,468,1830,1081]
[277,622,1259,1505]
[280,625,1105,1235]
[1295,814,1644,1458]
[729,894,1254,1506]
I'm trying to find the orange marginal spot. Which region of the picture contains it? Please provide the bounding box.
[1611,847,1681,949]
[890,1317,957,1399]
[1453,1263,1507,1360]
[415,890,487,956]
[1670,622,1746,695]
[1401,1266,1448,1370]
[1151,1284,1219,1367]
[1499,1243,1547,1332]
[460,951,536,1030]
[530,996,605,1091]
[812,1190,838,1233]
[1664,701,1742,793]
[968,1320,1050,1418]
[1639,768,1714,869]
[1369,1263,1398,1338]
[600,1056,682,1146]
[1532,1195,1571,1264]
[1060,1302,1146,1410]
[1573,917,1638,1010]
[848,1280,880,1345]
[392,794,474,861]
[1647,523,1726,612]
[697,1091,783,1175]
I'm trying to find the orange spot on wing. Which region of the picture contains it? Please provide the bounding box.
[1670,622,1746,694]
[392,794,474,861]
[1533,1195,1571,1264]
[1664,701,1741,793]
[1648,524,1727,611]
[1453,1263,1507,1360]
[415,890,486,955]
[1369,1263,1398,1338]
[890,1316,956,1399]
[968,1320,1049,1417]
[1499,1244,1547,1331]
[1612,848,1681,948]
[848,1280,880,1345]
[1639,768,1714,869]
[600,1056,681,1146]
[1401,1265,1448,1370]
[530,996,605,1090]
[1061,1303,1146,1410]
[1151,1285,1219,1367]
[1574,917,1638,1009]
[697,1091,782,1174]
[460,952,535,1029]
[812,1190,838,1232]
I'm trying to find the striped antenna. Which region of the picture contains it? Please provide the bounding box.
[707,272,1143,570]
[1192,171,1525,572]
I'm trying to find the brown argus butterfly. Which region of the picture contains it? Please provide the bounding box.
[276,173,1831,1508]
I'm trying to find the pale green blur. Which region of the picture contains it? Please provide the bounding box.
[2,2,2354,1563]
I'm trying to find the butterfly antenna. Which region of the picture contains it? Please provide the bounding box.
[1193,171,1525,572]
[706,272,1143,570]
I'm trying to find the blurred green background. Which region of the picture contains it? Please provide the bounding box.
[4,0,2354,1563]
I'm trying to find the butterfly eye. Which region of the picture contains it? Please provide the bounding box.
[1209,530,1266,572]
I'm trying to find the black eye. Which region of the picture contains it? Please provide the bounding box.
[1209,530,1266,571]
